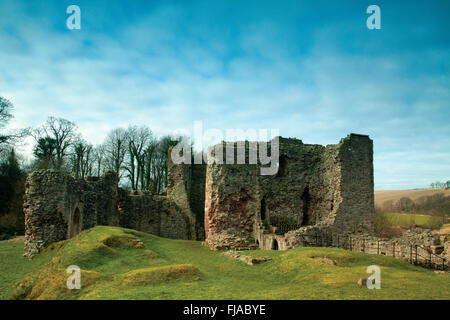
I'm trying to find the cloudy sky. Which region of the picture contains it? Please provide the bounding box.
[0,0,449,190]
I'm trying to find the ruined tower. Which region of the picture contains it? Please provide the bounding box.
[203,134,374,250]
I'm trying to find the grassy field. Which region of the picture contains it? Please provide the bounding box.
[385,212,433,226]
[374,188,450,207]
[1,226,449,300]
[380,212,449,233]
[0,238,50,299]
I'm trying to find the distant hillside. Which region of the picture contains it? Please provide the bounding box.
[375,188,450,209]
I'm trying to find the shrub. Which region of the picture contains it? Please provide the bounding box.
[374,211,402,238]
[423,216,444,230]
[0,213,18,239]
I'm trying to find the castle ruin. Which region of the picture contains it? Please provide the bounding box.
[203,133,374,250]
[23,133,375,257]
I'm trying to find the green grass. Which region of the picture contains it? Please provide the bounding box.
[385,212,433,226]
[0,240,53,299]
[1,226,449,300]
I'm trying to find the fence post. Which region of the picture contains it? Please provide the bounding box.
[337,235,339,248]
[415,245,418,265]
[362,238,365,253]
[410,245,412,263]
[350,236,352,251]
[393,243,395,257]
[429,250,432,268]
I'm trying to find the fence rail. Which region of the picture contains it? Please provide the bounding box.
[294,233,447,271]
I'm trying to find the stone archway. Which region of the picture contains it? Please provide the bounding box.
[272,239,279,250]
[301,187,311,226]
[71,208,81,238]
[260,198,266,221]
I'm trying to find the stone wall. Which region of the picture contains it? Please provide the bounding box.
[256,226,449,269]
[166,157,206,240]
[23,170,120,257]
[339,229,449,269]
[117,189,190,239]
[24,165,197,257]
[204,134,375,250]
[24,133,376,258]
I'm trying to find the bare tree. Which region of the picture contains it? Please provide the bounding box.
[34,117,78,169]
[0,97,13,133]
[70,139,93,179]
[92,144,106,177]
[0,97,29,149]
[142,139,158,191]
[104,128,128,180]
[125,126,153,190]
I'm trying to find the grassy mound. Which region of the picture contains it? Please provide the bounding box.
[122,265,203,285]
[10,226,201,300]
[1,226,449,300]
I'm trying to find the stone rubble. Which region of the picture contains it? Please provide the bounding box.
[223,251,272,266]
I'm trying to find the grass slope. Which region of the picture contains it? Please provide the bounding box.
[1,226,449,300]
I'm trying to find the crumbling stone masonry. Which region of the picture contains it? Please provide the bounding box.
[204,134,375,250]
[166,158,206,241]
[335,229,449,269]
[24,170,120,257]
[24,133,375,258]
[23,168,200,257]
[23,133,449,269]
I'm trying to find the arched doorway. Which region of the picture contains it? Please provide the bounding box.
[301,187,311,226]
[260,198,266,221]
[277,155,287,177]
[272,239,279,250]
[71,208,81,237]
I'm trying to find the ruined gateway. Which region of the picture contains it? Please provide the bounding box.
[23,133,374,257]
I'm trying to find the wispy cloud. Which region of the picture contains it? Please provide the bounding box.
[0,0,448,189]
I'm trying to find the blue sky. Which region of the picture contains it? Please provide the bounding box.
[0,0,449,189]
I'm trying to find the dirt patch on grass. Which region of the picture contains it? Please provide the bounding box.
[311,256,343,267]
[103,235,145,249]
[121,264,203,285]
[223,251,272,265]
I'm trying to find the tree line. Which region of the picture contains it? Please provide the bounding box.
[0,96,178,238]
[31,117,178,193]
[430,181,450,189]
[0,97,29,238]
[380,194,450,217]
